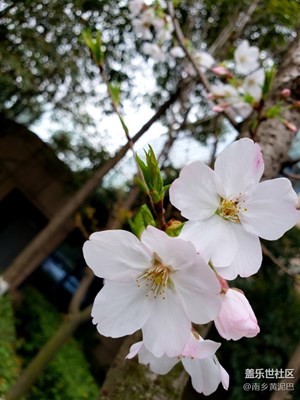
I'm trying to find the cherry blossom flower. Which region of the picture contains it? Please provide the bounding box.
[194,51,215,70]
[153,15,174,42]
[210,82,239,99]
[126,333,229,396]
[170,138,300,279]
[128,0,144,18]
[214,288,260,340]
[170,46,185,58]
[234,40,260,75]
[209,83,253,119]
[83,226,221,357]
[243,68,265,101]
[142,42,165,62]
[132,18,153,40]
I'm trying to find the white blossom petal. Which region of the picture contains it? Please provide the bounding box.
[170,161,220,220]
[142,289,191,357]
[240,178,300,240]
[215,224,262,280]
[126,341,144,359]
[170,46,185,58]
[182,355,228,396]
[141,226,196,271]
[234,40,259,75]
[83,230,152,281]
[180,217,238,267]
[214,138,264,198]
[91,280,152,337]
[175,258,221,324]
[138,346,178,374]
[181,335,221,359]
[243,68,265,101]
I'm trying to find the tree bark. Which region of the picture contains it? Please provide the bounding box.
[242,33,300,179]
[3,84,184,290]
[97,333,189,400]
[269,340,300,400]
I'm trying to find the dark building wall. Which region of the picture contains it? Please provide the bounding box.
[0,117,75,272]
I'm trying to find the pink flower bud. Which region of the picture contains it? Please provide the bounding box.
[281,88,291,97]
[214,288,260,340]
[211,66,232,78]
[212,104,228,112]
[283,120,298,133]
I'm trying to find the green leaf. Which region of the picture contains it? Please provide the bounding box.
[81,29,104,67]
[265,103,282,118]
[109,82,121,108]
[243,92,255,105]
[262,67,277,99]
[128,205,156,238]
[136,146,166,205]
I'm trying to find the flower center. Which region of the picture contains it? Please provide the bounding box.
[136,255,172,299]
[218,195,247,223]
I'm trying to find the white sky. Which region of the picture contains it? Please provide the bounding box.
[30,55,235,187]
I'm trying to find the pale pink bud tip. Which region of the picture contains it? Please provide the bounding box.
[283,120,297,132]
[281,88,291,97]
[214,288,260,341]
[217,275,229,291]
[212,104,228,113]
[211,66,232,77]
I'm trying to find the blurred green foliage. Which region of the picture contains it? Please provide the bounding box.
[15,288,98,400]
[0,295,20,397]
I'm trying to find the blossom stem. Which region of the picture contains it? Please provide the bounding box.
[154,198,167,230]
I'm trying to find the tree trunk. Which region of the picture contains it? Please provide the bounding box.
[243,33,300,179]
[3,84,183,290]
[97,333,189,400]
[269,340,300,400]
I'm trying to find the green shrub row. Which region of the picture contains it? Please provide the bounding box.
[16,288,99,400]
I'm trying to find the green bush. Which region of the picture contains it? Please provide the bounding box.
[16,288,98,400]
[0,295,19,397]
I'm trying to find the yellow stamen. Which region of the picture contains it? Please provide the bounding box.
[136,255,172,299]
[218,194,247,223]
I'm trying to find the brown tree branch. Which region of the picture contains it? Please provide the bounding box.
[3,81,185,290]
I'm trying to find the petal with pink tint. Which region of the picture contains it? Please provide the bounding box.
[181,335,221,359]
[214,289,260,340]
[214,138,264,198]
